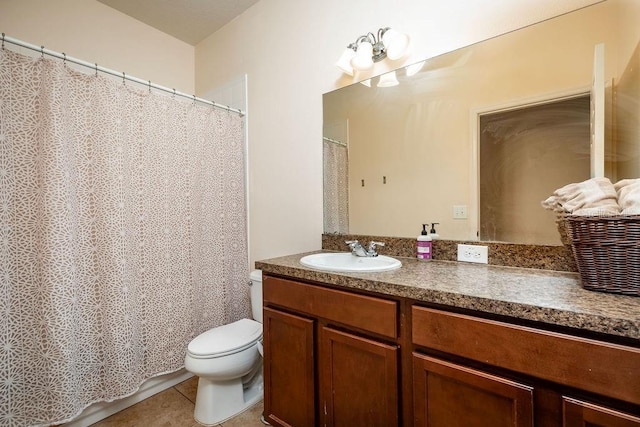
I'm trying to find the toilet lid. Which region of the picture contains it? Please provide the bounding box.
[187,318,262,357]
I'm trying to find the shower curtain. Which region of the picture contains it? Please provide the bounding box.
[323,139,349,234]
[0,48,249,426]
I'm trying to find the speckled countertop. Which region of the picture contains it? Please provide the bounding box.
[255,251,640,341]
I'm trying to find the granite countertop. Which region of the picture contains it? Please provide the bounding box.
[255,251,640,341]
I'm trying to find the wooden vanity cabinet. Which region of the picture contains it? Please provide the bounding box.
[411,305,640,427]
[262,272,640,426]
[262,274,402,427]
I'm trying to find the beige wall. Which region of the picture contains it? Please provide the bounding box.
[479,98,591,245]
[0,0,195,93]
[195,0,600,265]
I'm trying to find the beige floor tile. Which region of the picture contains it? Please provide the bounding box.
[174,376,199,404]
[221,401,265,427]
[91,388,196,427]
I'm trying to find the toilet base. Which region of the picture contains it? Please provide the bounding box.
[193,372,263,426]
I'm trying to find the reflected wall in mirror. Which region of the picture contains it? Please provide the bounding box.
[479,96,591,244]
[323,0,640,245]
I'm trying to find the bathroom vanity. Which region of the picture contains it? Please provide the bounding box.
[256,252,640,427]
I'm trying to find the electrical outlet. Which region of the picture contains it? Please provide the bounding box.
[457,244,488,264]
[453,205,468,219]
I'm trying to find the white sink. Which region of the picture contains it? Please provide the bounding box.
[300,252,402,273]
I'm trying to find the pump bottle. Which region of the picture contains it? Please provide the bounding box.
[417,224,432,261]
[429,223,440,240]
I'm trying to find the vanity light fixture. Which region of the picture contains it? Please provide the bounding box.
[335,27,410,76]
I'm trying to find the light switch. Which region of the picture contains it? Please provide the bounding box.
[453,205,467,219]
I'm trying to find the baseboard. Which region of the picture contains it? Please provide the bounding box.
[64,370,194,427]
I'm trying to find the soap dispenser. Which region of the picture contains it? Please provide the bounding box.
[417,224,432,261]
[429,223,440,240]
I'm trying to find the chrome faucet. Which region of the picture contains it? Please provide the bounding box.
[345,240,385,257]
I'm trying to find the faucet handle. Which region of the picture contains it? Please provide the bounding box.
[368,241,385,249]
[367,241,385,255]
[346,240,366,256]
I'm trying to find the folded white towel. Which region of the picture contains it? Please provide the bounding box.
[614,178,640,215]
[541,177,620,215]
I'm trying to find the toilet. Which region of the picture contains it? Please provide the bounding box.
[184,270,264,426]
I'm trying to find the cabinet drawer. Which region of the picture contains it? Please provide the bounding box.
[412,306,640,406]
[264,276,398,339]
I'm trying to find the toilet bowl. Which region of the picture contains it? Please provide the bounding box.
[184,270,264,426]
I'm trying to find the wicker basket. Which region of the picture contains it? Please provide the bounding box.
[564,215,640,296]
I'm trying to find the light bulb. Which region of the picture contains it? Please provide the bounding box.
[382,29,410,60]
[377,71,399,87]
[405,61,425,77]
[351,41,374,71]
[335,48,356,76]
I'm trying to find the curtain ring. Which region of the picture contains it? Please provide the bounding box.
[40,45,44,58]
[148,80,151,93]
[95,63,98,77]
[1,33,5,50]
[172,89,176,98]
[122,72,126,85]
[192,95,196,104]
[62,53,66,65]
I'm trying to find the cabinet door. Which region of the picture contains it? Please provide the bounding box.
[413,353,534,427]
[563,397,640,426]
[319,326,399,427]
[263,307,315,427]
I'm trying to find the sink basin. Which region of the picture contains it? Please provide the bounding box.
[300,252,402,273]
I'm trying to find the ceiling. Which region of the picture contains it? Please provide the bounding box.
[97,0,260,45]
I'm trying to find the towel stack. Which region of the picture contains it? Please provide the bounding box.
[615,179,640,215]
[542,177,640,216]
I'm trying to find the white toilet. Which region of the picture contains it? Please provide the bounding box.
[185,270,264,426]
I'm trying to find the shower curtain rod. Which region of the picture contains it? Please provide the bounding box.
[323,136,347,147]
[1,33,245,117]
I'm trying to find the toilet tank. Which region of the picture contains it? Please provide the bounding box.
[249,270,263,323]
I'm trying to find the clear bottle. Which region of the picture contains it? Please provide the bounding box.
[417,224,432,261]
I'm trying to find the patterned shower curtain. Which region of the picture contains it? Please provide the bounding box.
[323,139,349,234]
[0,48,250,426]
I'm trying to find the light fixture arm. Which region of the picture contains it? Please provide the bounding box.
[335,26,409,75]
[347,27,391,63]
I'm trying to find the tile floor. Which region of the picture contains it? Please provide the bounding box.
[90,377,266,427]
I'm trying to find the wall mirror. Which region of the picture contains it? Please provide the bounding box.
[323,0,640,245]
